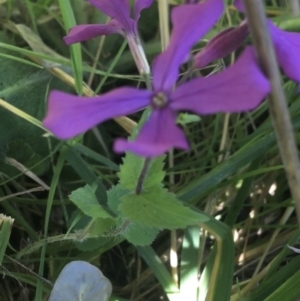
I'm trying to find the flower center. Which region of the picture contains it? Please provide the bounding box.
[152,92,168,108]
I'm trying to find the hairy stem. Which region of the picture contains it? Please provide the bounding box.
[243,0,300,225]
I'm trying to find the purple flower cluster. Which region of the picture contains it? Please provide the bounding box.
[43,0,300,157]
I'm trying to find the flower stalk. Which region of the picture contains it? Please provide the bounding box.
[127,33,151,79]
[242,0,300,225]
[135,158,152,194]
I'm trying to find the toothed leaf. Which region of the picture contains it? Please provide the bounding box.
[69,185,112,219]
[119,186,209,229]
[118,153,166,191]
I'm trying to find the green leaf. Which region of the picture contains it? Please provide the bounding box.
[69,211,115,252]
[74,143,119,171]
[197,213,234,301]
[107,186,158,245]
[243,255,300,301]
[58,0,83,94]
[69,185,113,219]
[177,113,201,125]
[107,184,131,214]
[119,153,166,191]
[0,33,70,175]
[1,140,49,177]
[136,246,180,300]
[66,148,107,203]
[74,236,113,252]
[263,268,300,301]
[74,215,116,251]
[119,186,209,229]
[90,217,116,236]
[178,131,277,203]
[180,226,200,301]
[120,219,159,246]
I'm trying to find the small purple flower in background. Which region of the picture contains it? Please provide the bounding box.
[199,0,300,83]
[64,0,153,43]
[64,0,153,74]
[43,0,270,157]
[194,21,249,68]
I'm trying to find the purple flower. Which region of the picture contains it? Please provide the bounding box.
[64,0,153,43]
[43,0,270,157]
[197,0,300,83]
[265,21,300,83]
[64,0,153,74]
[194,21,249,68]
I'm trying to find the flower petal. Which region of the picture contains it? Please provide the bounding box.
[171,47,270,114]
[63,21,123,45]
[114,108,189,157]
[134,0,154,22]
[152,0,224,92]
[268,21,300,83]
[43,88,151,139]
[194,23,248,68]
[88,0,134,33]
[231,3,300,83]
